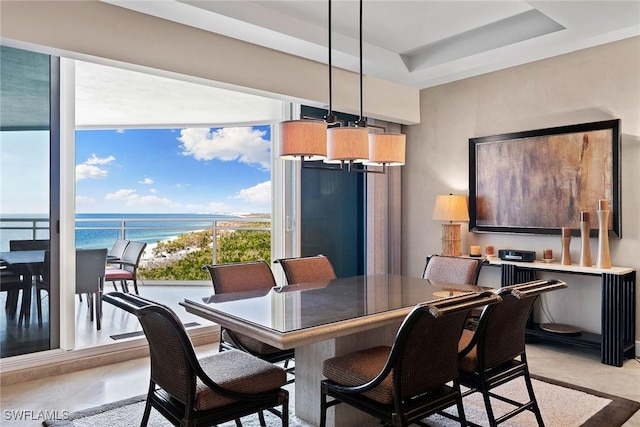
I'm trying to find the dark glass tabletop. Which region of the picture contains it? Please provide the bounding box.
[184,274,483,334]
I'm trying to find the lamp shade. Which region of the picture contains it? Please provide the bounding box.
[432,194,470,222]
[278,120,327,160]
[366,133,406,166]
[326,126,369,162]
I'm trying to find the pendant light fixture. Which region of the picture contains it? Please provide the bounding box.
[278,0,406,173]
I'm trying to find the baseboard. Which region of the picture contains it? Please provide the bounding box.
[0,325,219,386]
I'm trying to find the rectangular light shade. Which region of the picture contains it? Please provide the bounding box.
[326,127,369,162]
[278,120,327,160]
[367,133,406,166]
[432,194,470,222]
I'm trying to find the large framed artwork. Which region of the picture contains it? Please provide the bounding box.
[469,119,621,237]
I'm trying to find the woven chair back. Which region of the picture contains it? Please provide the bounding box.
[422,255,486,285]
[204,261,276,295]
[276,255,337,285]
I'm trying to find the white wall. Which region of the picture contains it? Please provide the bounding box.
[404,36,640,341]
[0,0,419,125]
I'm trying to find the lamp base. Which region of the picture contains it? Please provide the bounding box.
[441,223,462,256]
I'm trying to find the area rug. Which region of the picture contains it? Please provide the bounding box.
[43,375,639,427]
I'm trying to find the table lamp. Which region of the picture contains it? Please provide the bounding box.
[432,194,470,256]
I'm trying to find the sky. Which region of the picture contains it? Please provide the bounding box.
[1,125,273,215]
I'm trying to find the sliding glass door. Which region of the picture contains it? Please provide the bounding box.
[0,45,59,357]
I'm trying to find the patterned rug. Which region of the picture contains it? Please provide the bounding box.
[43,375,639,427]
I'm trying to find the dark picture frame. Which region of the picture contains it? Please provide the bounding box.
[469,119,621,237]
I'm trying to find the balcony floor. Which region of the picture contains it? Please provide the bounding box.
[1,283,216,358]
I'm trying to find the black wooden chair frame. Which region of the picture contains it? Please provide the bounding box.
[103,291,289,427]
[455,279,568,427]
[320,291,501,427]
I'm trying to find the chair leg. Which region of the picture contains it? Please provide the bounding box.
[522,357,545,426]
[36,287,43,328]
[320,384,328,427]
[481,386,498,427]
[282,391,289,427]
[95,292,101,331]
[234,419,243,427]
[88,293,94,322]
[258,410,267,426]
[132,278,139,295]
[140,384,154,427]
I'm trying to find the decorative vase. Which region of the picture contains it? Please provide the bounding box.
[561,227,571,265]
[579,211,593,267]
[597,200,612,269]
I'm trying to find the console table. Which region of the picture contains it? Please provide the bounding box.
[487,259,636,367]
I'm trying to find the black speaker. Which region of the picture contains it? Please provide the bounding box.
[498,249,536,262]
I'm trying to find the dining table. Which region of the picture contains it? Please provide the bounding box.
[181,273,490,427]
[0,249,47,328]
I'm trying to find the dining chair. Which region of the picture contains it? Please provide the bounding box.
[202,261,295,378]
[422,254,488,328]
[274,254,337,285]
[0,269,25,320]
[456,279,568,427]
[8,239,50,327]
[422,254,487,285]
[104,241,146,294]
[103,291,289,427]
[9,239,50,251]
[320,291,502,427]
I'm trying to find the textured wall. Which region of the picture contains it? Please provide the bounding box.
[404,36,640,340]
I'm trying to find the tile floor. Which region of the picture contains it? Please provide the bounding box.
[1,340,639,426]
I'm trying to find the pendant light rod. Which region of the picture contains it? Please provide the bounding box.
[325,0,337,125]
[354,0,366,128]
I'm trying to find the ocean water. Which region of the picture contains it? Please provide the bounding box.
[0,213,242,251]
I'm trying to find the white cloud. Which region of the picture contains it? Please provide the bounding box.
[105,189,136,200]
[232,181,271,204]
[86,154,115,165]
[139,177,154,185]
[185,202,230,213]
[178,127,271,170]
[76,164,108,181]
[105,188,179,209]
[76,154,116,181]
[150,188,157,193]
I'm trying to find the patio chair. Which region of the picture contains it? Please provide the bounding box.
[202,261,295,379]
[320,291,501,427]
[103,291,289,427]
[108,239,129,263]
[105,241,146,294]
[456,279,567,427]
[75,248,108,330]
[274,254,337,285]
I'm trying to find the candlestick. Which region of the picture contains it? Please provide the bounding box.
[543,248,553,260]
[579,211,593,267]
[561,227,571,237]
[561,235,571,265]
[597,206,612,269]
[598,199,609,211]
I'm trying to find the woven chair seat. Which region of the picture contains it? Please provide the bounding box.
[222,330,283,355]
[195,350,287,410]
[322,346,394,404]
[105,267,134,281]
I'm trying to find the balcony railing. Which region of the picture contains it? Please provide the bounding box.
[0,215,272,281]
